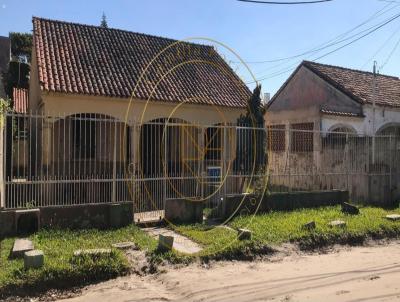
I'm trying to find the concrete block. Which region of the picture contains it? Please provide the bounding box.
[237,228,252,240]
[109,204,122,228]
[165,198,203,224]
[0,210,15,237]
[15,209,40,234]
[11,238,34,258]
[112,242,138,250]
[73,248,112,257]
[386,214,400,221]
[329,220,346,228]
[24,250,44,269]
[341,202,359,215]
[157,234,174,252]
[303,221,316,230]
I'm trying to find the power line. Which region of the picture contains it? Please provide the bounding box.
[234,1,397,64]
[237,0,333,4]
[246,11,400,83]
[246,9,400,82]
[360,23,400,69]
[380,35,400,69]
[313,12,400,61]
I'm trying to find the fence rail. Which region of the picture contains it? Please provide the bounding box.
[2,112,400,217]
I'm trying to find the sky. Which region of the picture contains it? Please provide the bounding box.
[0,0,399,96]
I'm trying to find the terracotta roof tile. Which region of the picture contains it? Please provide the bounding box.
[320,108,363,117]
[33,17,250,108]
[13,88,28,114]
[304,61,400,108]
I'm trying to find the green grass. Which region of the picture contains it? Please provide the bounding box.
[175,206,400,259]
[2,206,400,296]
[232,206,400,248]
[0,225,157,296]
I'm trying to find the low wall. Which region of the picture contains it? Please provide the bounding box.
[0,210,15,238]
[0,202,133,237]
[221,190,349,220]
[40,202,133,229]
[165,198,203,224]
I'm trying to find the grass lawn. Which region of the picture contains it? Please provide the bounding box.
[175,206,400,258]
[0,225,157,296]
[2,205,400,296]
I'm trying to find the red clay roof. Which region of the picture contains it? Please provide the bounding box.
[303,61,400,108]
[32,17,250,108]
[13,88,28,114]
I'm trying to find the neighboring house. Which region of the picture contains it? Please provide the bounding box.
[265,61,400,204]
[0,36,10,98]
[266,60,400,135]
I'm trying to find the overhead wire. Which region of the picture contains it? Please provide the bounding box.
[237,0,333,4]
[242,8,400,83]
[233,1,397,64]
[360,23,400,69]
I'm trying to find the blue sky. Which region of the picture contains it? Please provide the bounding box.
[0,0,399,95]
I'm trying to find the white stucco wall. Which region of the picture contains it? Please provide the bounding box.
[321,105,400,135]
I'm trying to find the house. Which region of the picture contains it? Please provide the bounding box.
[266,61,400,135]
[265,61,400,204]
[1,17,252,225]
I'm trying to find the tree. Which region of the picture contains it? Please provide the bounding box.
[2,32,32,98]
[2,61,30,97]
[100,13,108,28]
[234,84,267,189]
[9,32,32,61]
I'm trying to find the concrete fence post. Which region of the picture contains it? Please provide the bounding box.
[112,121,117,203]
[0,117,4,209]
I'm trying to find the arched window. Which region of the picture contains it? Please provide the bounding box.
[323,126,355,149]
[376,124,400,136]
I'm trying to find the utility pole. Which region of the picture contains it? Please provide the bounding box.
[372,61,377,164]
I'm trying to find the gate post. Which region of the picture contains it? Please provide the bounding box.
[389,135,393,203]
[223,124,227,198]
[163,122,168,209]
[0,114,5,209]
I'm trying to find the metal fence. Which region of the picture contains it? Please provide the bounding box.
[266,126,400,205]
[1,113,264,221]
[1,112,399,221]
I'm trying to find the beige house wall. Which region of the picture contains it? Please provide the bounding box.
[39,92,243,125]
[28,90,244,178]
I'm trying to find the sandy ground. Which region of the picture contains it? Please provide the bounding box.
[59,242,400,302]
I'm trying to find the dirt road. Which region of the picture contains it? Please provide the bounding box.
[60,242,400,302]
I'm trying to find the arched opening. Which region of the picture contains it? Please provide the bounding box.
[376,123,400,136]
[139,118,194,177]
[52,113,131,177]
[324,125,356,149]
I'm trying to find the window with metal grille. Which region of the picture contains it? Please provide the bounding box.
[205,126,222,160]
[267,125,285,151]
[290,123,314,152]
[72,114,96,159]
